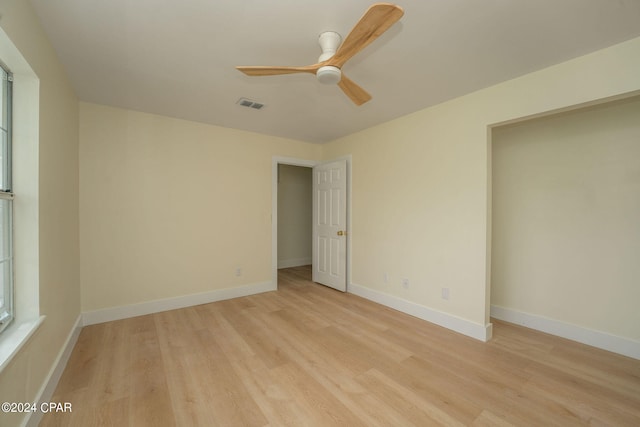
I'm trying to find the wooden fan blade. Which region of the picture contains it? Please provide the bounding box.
[236,64,320,76]
[328,3,404,69]
[338,74,372,106]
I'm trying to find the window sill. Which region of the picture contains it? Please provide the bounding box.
[0,315,45,373]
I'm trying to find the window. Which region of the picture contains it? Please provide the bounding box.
[0,64,13,334]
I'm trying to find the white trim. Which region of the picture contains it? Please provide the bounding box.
[277,257,312,269]
[82,281,275,326]
[1,25,42,353]
[491,305,640,360]
[24,315,82,427]
[350,283,492,342]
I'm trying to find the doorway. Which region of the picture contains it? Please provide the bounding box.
[277,164,312,270]
[271,156,352,290]
[489,96,640,356]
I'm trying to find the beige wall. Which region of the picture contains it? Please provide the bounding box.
[0,1,80,426]
[323,37,640,333]
[80,103,320,312]
[277,165,312,268]
[491,97,640,341]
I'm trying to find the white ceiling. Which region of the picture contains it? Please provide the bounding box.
[30,0,640,143]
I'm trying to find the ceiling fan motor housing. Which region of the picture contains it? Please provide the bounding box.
[316,31,342,84]
[318,31,342,61]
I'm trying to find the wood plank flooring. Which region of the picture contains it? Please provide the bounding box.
[41,266,640,426]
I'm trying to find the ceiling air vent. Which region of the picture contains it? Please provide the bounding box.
[237,98,265,110]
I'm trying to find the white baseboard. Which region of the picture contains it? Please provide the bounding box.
[349,283,492,342]
[491,305,640,360]
[277,257,312,269]
[24,314,83,427]
[82,281,276,326]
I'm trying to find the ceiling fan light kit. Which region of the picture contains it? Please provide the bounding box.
[236,3,404,105]
[317,66,342,85]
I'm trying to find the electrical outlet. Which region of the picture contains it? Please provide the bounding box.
[402,278,409,289]
[384,272,389,284]
[235,267,242,277]
[441,287,450,300]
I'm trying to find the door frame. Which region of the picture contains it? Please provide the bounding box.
[271,155,352,290]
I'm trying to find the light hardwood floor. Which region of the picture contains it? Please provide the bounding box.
[41,266,640,426]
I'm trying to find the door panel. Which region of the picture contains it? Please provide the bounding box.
[312,160,347,291]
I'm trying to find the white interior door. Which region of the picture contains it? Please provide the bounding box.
[312,160,347,292]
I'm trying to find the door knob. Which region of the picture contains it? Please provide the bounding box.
[337,230,345,236]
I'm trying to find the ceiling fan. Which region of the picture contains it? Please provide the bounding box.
[236,3,404,106]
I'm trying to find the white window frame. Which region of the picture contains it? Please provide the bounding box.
[0,26,42,373]
[0,63,13,334]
